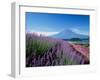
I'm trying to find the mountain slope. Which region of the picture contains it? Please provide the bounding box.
[50,29,89,39]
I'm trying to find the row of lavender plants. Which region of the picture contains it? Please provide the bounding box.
[26,33,89,67]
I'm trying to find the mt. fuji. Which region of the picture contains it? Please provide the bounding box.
[50,29,89,39]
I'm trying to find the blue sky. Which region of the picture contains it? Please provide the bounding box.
[26,12,89,35]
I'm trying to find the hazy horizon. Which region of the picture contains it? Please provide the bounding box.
[26,12,90,36]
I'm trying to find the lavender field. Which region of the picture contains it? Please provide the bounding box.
[26,33,89,67]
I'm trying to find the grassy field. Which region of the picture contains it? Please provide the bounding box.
[26,33,89,67]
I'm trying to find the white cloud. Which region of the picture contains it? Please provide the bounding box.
[37,32,59,36]
[29,31,59,36]
[71,28,89,35]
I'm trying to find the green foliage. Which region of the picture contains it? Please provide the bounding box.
[26,39,55,57]
[70,38,82,41]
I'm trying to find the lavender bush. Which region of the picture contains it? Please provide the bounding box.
[26,33,89,67]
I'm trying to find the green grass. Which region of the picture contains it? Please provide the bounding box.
[26,39,55,57]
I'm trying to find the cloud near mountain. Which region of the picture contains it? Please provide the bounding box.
[50,29,89,39]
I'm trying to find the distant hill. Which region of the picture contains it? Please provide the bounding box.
[50,29,89,39]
